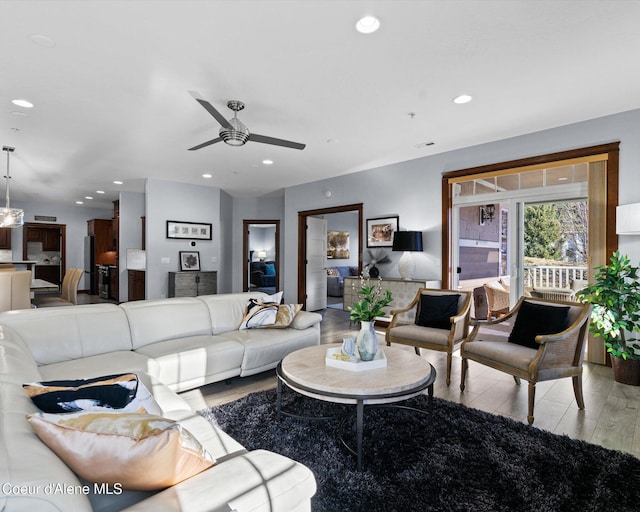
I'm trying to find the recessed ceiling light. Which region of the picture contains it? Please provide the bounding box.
[113,180,123,185]
[558,177,569,181]
[85,196,93,200]
[29,34,56,48]
[75,201,84,205]
[356,15,381,34]
[202,173,212,179]
[262,159,274,165]
[12,99,34,108]
[96,190,105,194]
[453,94,472,104]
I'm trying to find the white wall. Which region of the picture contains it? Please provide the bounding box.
[276,108,640,303]
[145,179,222,299]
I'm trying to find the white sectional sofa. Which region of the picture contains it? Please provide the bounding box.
[0,292,321,512]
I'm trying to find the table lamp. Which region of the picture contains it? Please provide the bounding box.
[392,231,423,280]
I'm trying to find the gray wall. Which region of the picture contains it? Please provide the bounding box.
[270,108,640,303]
[145,178,222,299]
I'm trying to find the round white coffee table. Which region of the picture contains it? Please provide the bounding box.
[276,343,436,470]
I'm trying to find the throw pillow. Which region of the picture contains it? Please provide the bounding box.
[508,301,570,350]
[262,291,283,304]
[415,294,460,330]
[264,263,276,276]
[23,373,161,415]
[268,304,303,328]
[239,299,279,329]
[27,411,215,491]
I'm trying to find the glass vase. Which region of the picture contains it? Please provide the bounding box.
[357,321,378,361]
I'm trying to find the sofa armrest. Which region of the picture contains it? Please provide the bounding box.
[290,310,322,330]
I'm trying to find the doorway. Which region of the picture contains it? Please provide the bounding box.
[22,222,66,287]
[298,203,363,310]
[443,143,619,364]
[243,220,280,294]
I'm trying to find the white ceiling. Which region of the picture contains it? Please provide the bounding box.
[2,1,640,210]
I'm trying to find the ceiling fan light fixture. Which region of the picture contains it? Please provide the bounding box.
[220,117,250,146]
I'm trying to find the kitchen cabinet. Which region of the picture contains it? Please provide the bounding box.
[168,271,217,297]
[43,229,60,251]
[128,270,145,301]
[0,228,11,249]
[109,266,119,301]
[25,227,59,250]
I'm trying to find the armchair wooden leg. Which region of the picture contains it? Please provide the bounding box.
[513,376,521,385]
[414,346,421,356]
[460,358,468,391]
[572,375,585,410]
[446,353,452,386]
[527,382,536,425]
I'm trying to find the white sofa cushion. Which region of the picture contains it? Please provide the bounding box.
[222,325,320,376]
[197,292,269,334]
[0,326,43,385]
[120,298,212,350]
[135,335,244,392]
[38,350,153,382]
[0,304,132,365]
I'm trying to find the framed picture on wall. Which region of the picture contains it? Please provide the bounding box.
[327,231,350,259]
[179,251,201,271]
[167,221,212,240]
[366,216,399,247]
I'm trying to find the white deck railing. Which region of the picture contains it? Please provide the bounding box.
[524,265,588,289]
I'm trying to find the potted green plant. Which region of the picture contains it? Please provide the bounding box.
[576,251,640,385]
[348,276,393,361]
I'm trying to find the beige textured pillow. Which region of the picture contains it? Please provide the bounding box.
[27,411,215,491]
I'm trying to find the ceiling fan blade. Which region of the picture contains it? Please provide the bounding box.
[188,137,223,151]
[188,91,233,130]
[249,133,306,150]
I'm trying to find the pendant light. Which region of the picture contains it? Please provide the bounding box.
[0,146,24,228]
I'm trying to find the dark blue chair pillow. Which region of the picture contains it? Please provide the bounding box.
[415,294,460,329]
[508,301,570,350]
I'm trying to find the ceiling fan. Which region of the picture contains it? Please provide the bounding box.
[188,91,306,151]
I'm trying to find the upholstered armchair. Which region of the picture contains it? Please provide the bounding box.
[460,296,592,424]
[385,288,472,385]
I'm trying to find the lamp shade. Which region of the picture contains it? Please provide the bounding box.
[392,231,423,252]
[617,203,640,235]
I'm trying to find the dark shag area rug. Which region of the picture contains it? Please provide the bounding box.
[199,389,640,512]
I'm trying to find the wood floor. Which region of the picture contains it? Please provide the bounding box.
[178,307,640,460]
